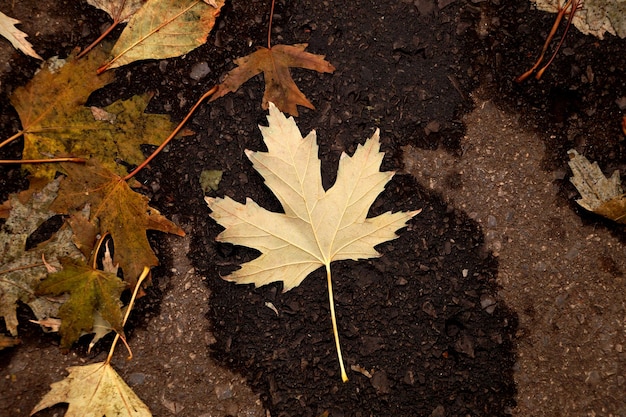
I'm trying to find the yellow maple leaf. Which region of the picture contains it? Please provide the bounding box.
[51,160,185,286]
[30,361,151,417]
[8,47,113,178]
[209,44,336,116]
[206,103,420,381]
[9,47,174,179]
[99,0,225,72]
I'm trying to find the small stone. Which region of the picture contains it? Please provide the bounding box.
[430,405,445,417]
[422,300,438,318]
[190,61,210,80]
[480,294,497,314]
[214,382,234,400]
[370,370,390,395]
[425,120,441,135]
[127,373,146,385]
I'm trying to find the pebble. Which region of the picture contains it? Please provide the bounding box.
[127,372,146,385]
[370,370,390,395]
[430,405,446,417]
[214,382,234,400]
[190,62,210,80]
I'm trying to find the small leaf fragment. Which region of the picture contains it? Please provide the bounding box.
[199,169,223,192]
[87,0,145,23]
[0,11,42,59]
[30,362,152,417]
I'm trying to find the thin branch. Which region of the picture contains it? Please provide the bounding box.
[515,0,578,83]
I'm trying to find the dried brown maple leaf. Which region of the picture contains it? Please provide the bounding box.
[210,44,335,116]
[51,160,185,286]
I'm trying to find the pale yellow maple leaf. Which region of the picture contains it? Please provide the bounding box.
[206,103,420,381]
[0,11,42,60]
[30,361,151,417]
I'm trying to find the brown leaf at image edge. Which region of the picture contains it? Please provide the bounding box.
[210,44,336,116]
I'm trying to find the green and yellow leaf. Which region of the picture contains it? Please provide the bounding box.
[36,258,126,349]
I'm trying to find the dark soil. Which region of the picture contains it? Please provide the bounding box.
[2,0,626,416]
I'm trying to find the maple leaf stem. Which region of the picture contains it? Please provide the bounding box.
[0,130,24,149]
[105,266,149,364]
[326,263,349,382]
[267,0,276,49]
[0,157,86,164]
[515,0,578,83]
[77,19,120,60]
[123,85,218,182]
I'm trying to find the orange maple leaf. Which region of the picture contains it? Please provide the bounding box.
[51,160,185,286]
[210,43,335,116]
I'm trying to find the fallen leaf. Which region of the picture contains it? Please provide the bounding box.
[0,11,42,60]
[534,0,626,39]
[0,178,84,335]
[9,47,113,178]
[99,0,225,72]
[206,103,419,380]
[568,149,626,222]
[30,361,151,417]
[36,258,126,349]
[51,160,185,286]
[207,103,418,289]
[87,0,145,24]
[11,51,175,178]
[209,44,336,116]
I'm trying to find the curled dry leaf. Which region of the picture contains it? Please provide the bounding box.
[210,44,336,116]
[568,149,626,222]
